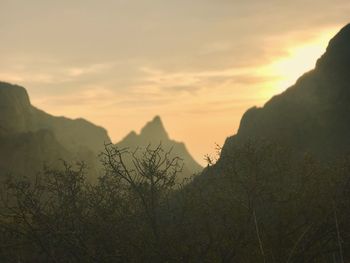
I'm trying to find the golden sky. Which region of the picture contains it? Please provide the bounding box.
[1,0,350,164]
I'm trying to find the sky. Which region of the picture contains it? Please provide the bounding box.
[1,0,350,165]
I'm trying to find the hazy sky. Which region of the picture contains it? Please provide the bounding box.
[1,0,350,164]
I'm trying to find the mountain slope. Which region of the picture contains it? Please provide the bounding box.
[0,130,71,179]
[116,116,203,179]
[219,23,350,162]
[0,82,111,178]
[0,82,111,153]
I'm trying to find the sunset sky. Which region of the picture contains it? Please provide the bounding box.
[1,0,350,164]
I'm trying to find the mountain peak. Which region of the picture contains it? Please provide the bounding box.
[115,116,203,179]
[317,23,350,70]
[140,116,169,140]
[0,81,31,106]
[0,82,33,134]
[152,115,162,123]
[327,23,350,50]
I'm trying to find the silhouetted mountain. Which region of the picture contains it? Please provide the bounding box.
[0,82,200,180]
[116,116,203,179]
[218,23,350,164]
[0,82,111,152]
[0,82,111,178]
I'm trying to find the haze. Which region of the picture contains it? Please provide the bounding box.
[1,0,350,164]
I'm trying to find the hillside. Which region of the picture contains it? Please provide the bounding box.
[217,24,350,163]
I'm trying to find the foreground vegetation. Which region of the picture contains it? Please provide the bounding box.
[0,142,349,262]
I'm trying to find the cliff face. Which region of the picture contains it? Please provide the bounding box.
[0,82,111,178]
[220,24,350,161]
[116,116,203,179]
[0,83,33,135]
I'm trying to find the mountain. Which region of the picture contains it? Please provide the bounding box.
[0,82,200,180]
[0,82,111,178]
[0,82,111,153]
[214,24,350,164]
[116,116,203,179]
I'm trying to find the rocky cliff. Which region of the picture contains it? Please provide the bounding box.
[219,24,350,162]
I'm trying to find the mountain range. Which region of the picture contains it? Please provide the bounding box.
[0,82,202,180]
[2,23,350,183]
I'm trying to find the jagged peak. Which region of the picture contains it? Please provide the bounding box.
[140,116,169,140]
[150,115,162,125]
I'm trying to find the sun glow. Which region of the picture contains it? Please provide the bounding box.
[260,28,340,95]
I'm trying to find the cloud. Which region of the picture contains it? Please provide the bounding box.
[67,63,115,77]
